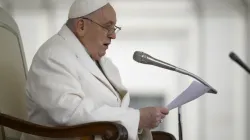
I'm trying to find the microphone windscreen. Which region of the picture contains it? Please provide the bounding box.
[133,51,147,64]
[229,52,238,61]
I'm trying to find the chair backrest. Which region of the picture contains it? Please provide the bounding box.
[0,7,28,139]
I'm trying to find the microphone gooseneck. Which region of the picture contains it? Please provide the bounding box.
[133,51,217,94]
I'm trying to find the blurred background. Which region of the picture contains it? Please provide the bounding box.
[0,0,249,140]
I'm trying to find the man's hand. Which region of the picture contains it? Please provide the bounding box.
[138,107,169,129]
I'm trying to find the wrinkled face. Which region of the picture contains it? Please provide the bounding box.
[75,4,117,61]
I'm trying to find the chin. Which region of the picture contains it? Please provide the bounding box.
[99,52,106,57]
[94,55,103,61]
[93,57,100,61]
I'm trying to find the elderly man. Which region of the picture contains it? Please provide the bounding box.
[21,0,169,140]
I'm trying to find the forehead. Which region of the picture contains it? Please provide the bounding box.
[101,4,116,24]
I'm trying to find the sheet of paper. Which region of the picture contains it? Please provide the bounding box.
[166,81,211,110]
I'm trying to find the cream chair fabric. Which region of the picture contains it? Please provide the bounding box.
[0,7,28,140]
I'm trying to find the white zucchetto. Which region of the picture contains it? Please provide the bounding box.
[68,0,109,19]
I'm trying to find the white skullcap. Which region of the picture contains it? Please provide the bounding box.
[68,0,109,19]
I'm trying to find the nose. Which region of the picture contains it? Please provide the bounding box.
[108,32,116,39]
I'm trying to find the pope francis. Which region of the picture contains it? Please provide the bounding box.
[20,0,169,140]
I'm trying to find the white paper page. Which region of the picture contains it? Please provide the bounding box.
[166,81,211,110]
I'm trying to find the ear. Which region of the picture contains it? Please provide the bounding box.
[76,19,87,37]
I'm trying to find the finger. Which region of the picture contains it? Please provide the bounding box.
[160,113,166,119]
[152,121,161,128]
[160,108,169,115]
[156,115,162,121]
[156,118,163,127]
[156,111,162,117]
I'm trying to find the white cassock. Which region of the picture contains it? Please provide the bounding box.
[20,25,153,140]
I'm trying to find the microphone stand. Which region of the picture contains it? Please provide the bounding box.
[178,107,183,140]
[133,51,218,140]
[146,58,217,140]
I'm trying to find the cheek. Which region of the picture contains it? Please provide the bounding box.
[90,32,104,43]
[84,30,106,53]
[94,34,106,49]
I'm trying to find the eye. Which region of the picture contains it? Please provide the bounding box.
[104,21,114,28]
[104,24,112,28]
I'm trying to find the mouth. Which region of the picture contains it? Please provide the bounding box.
[103,43,110,48]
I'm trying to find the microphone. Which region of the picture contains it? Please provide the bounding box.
[133,51,217,94]
[229,52,250,74]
